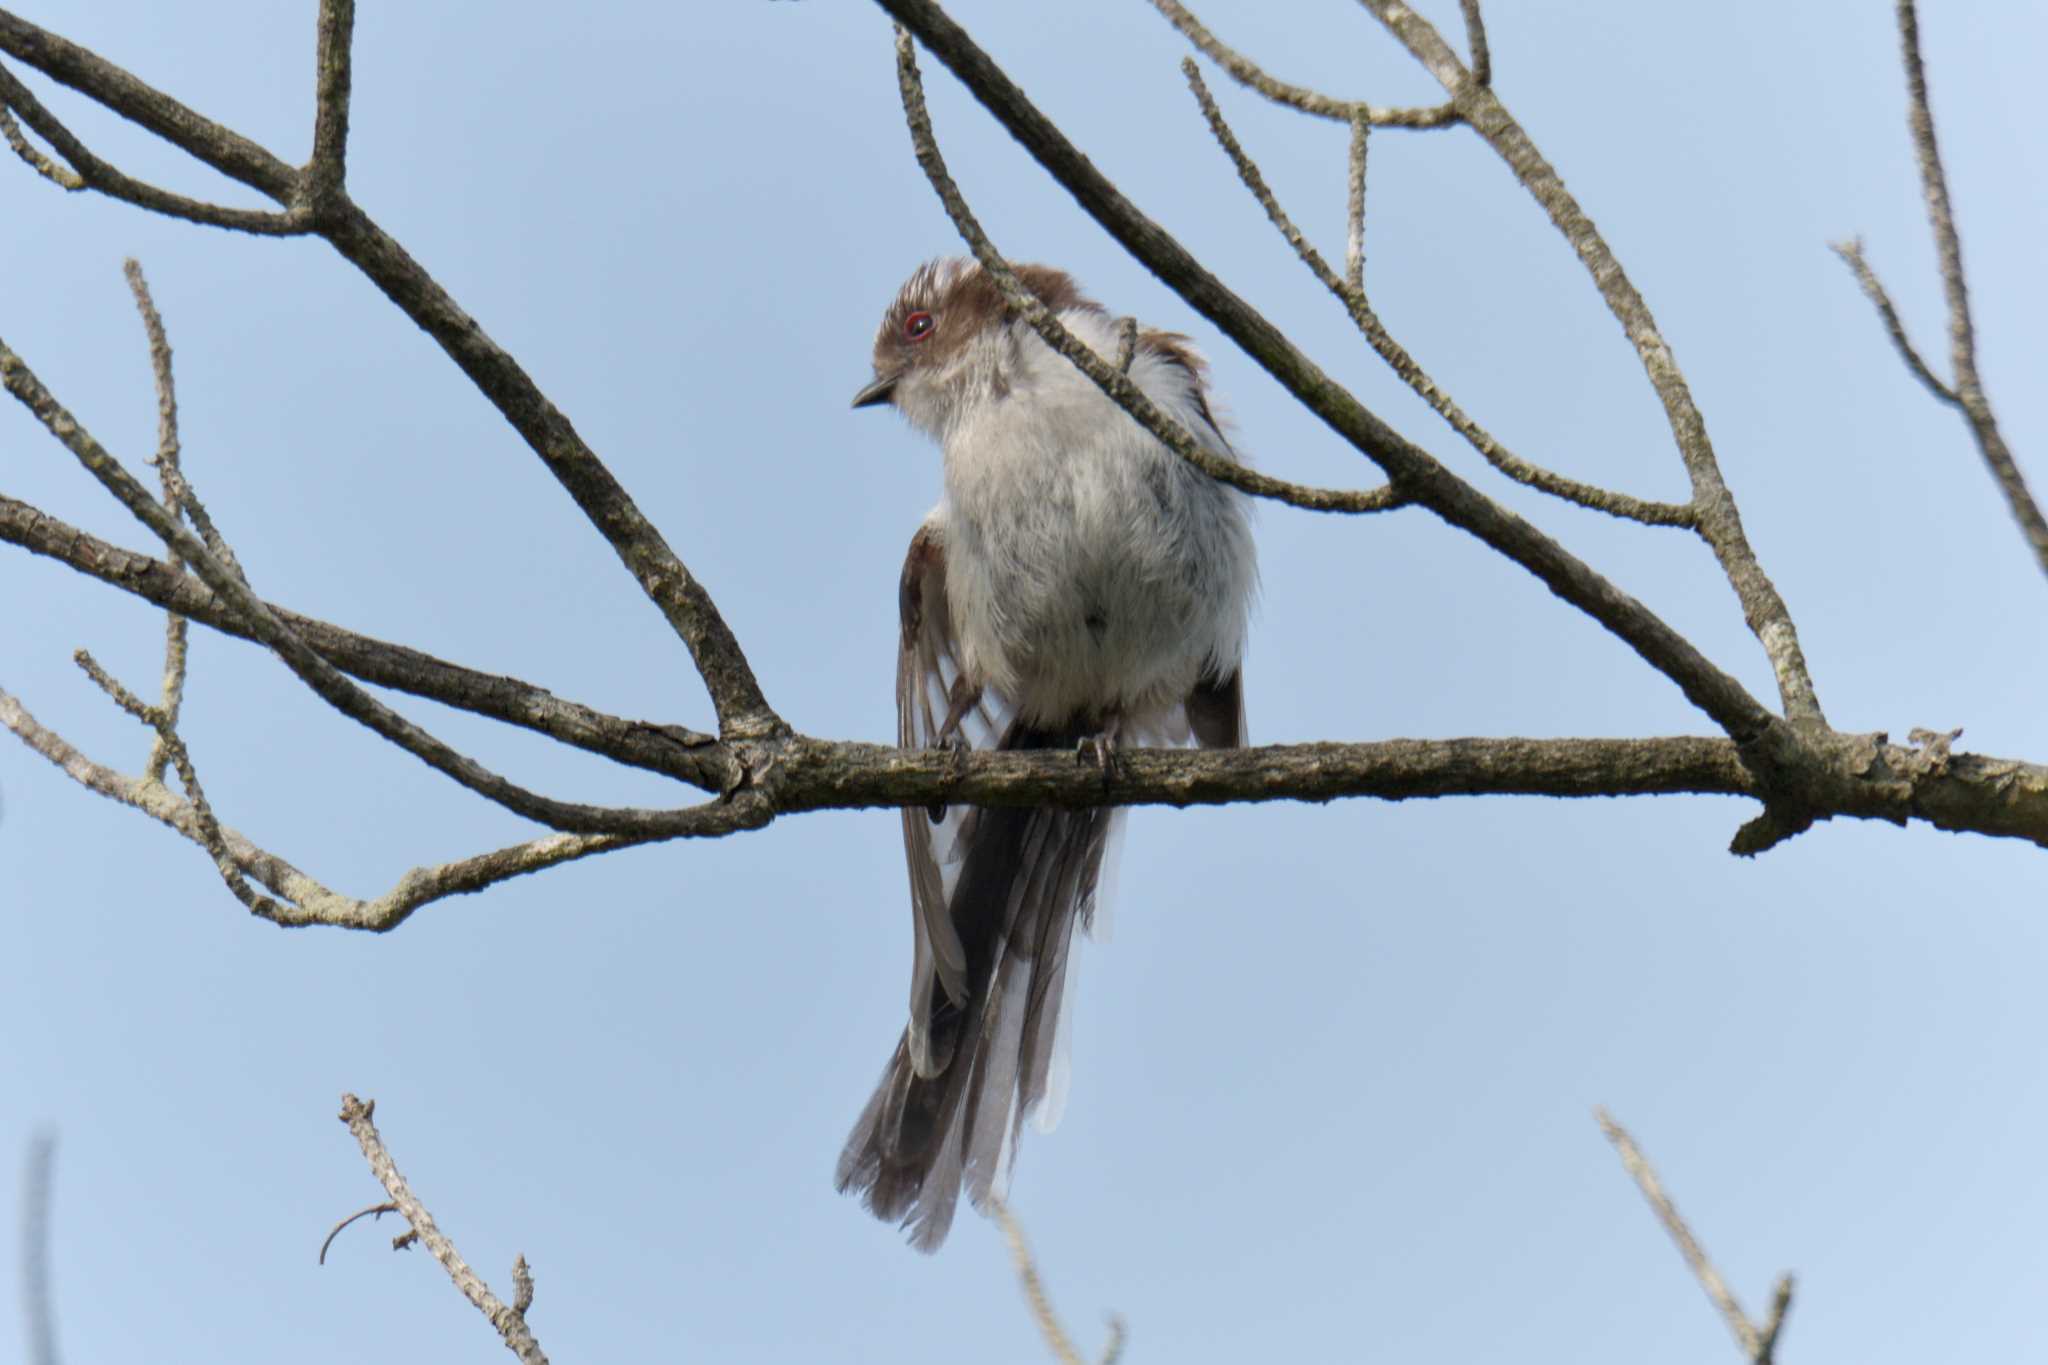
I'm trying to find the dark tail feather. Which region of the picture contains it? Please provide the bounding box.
[836,726,1112,1252]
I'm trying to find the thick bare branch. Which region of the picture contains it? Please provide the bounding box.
[1146,0,1456,129]
[337,1096,548,1365]
[1180,60,1694,528]
[1597,1109,1794,1363]
[894,29,1404,516]
[0,495,732,792]
[1351,0,1825,726]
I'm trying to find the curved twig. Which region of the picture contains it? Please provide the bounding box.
[1181,60,1694,528]
[1147,0,1457,128]
[318,1201,400,1265]
[1350,0,1826,725]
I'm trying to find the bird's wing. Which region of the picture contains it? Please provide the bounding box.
[896,516,1003,1076]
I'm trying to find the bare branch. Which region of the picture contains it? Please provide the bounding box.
[1147,0,1457,128]
[307,0,354,204]
[0,685,742,930]
[1459,0,1492,88]
[1181,60,1693,528]
[337,1096,548,1365]
[0,334,740,837]
[20,1133,61,1365]
[121,260,191,782]
[0,10,778,736]
[0,61,303,234]
[893,27,1405,516]
[1830,237,1955,401]
[1597,1109,1795,1361]
[0,494,730,792]
[1345,107,1367,296]
[1841,0,2048,580]
[1352,0,1826,726]
[992,1200,1124,1365]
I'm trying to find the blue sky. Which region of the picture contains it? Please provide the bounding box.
[4,1,2046,1360]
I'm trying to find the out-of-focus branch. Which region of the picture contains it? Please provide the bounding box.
[1180,60,1693,528]
[992,1200,1126,1365]
[336,1096,548,1365]
[1834,0,2047,581]
[893,28,1404,516]
[1350,0,1826,727]
[20,1133,61,1365]
[1597,1109,1794,1363]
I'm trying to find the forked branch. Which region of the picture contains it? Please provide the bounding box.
[1834,0,2047,580]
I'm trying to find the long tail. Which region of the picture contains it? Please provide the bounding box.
[836,727,1116,1251]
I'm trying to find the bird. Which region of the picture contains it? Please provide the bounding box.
[836,257,1257,1251]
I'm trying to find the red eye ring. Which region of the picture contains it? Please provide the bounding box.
[903,310,935,342]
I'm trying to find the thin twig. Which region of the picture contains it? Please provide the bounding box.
[0,686,742,931]
[318,1201,400,1265]
[0,10,779,736]
[893,27,1405,516]
[1353,0,1825,726]
[0,62,303,234]
[123,260,190,781]
[0,335,749,838]
[1597,1108,1794,1363]
[337,1096,548,1365]
[1345,107,1368,296]
[0,494,731,792]
[1865,0,2048,579]
[1147,0,1457,128]
[0,100,79,187]
[1830,237,1955,400]
[1182,62,1691,527]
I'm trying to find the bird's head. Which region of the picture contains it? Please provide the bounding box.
[852,257,1087,439]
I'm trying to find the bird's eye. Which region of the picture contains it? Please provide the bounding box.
[903,310,935,342]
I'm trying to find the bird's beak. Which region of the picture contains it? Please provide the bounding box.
[851,372,899,409]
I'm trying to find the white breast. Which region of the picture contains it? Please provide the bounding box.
[937,310,1255,730]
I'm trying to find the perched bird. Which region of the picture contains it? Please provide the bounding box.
[836,258,1257,1251]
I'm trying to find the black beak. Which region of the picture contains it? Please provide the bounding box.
[851,373,898,409]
